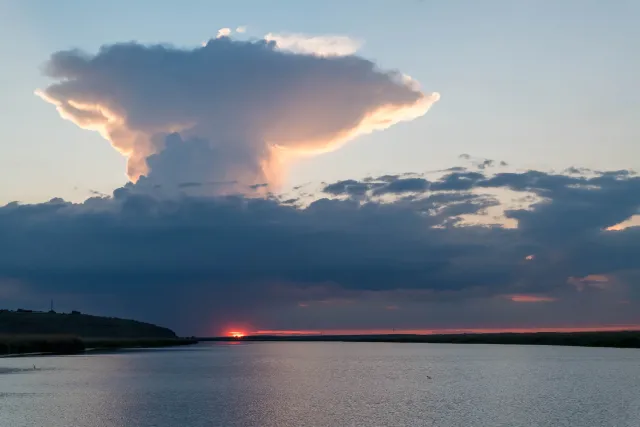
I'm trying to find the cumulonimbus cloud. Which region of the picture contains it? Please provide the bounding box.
[36,34,439,192]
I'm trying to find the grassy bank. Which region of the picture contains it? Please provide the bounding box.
[1,335,198,357]
[0,335,84,356]
[204,330,640,349]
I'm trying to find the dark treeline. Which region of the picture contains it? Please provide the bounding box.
[204,331,640,349]
[0,310,177,339]
[0,309,198,356]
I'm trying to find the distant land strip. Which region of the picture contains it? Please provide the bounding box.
[202,331,640,349]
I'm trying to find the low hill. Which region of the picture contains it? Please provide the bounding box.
[0,310,177,339]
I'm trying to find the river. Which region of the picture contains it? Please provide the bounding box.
[1,342,639,426]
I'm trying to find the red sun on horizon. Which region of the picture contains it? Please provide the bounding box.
[228,331,245,338]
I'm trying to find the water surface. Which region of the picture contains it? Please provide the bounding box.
[1,342,639,426]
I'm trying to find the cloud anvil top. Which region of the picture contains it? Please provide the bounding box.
[36,35,439,194]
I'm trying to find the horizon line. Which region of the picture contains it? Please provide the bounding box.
[216,325,640,338]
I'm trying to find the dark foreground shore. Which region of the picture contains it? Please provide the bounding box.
[0,335,198,357]
[204,330,640,349]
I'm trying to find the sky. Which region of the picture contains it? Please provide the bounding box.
[0,0,639,336]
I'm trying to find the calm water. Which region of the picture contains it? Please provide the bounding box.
[1,342,639,426]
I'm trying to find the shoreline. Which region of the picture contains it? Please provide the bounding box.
[1,337,199,358]
[202,330,640,349]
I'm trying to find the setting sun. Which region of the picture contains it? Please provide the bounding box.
[228,331,245,338]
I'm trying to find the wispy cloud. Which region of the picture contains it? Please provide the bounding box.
[507,295,557,303]
[264,32,362,56]
[216,27,232,38]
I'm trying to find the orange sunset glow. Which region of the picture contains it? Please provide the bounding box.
[228,331,246,338]
[508,294,557,303]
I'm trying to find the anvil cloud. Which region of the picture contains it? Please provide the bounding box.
[37,35,438,192]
